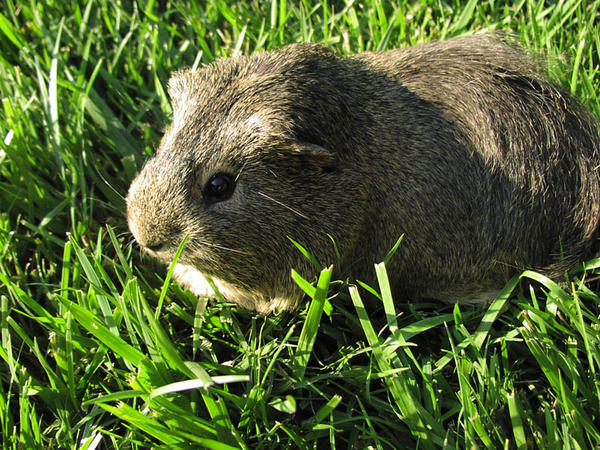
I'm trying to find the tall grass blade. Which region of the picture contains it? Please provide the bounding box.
[155,234,188,319]
[289,236,322,271]
[506,389,527,449]
[349,285,449,448]
[292,265,333,380]
[62,299,144,366]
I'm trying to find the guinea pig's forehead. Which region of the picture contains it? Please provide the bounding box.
[193,115,286,169]
[197,112,275,153]
[223,113,274,142]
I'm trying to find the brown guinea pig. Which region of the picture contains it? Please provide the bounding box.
[126,33,600,313]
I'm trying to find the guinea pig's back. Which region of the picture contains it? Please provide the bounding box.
[353,33,600,279]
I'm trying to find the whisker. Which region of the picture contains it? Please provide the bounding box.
[85,195,127,218]
[256,191,309,220]
[95,168,127,202]
[192,238,254,256]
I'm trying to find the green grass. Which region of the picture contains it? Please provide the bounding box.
[1,0,600,448]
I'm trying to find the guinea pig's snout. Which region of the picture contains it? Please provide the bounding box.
[127,200,183,256]
[138,228,182,256]
[126,172,184,258]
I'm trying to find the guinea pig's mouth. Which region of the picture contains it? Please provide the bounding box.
[141,245,176,263]
[137,232,258,277]
[144,242,169,254]
[137,237,189,263]
[127,225,178,260]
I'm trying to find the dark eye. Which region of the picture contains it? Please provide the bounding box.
[204,173,236,203]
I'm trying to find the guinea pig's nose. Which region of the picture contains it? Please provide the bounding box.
[135,222,184,255]
[129,223,163,252]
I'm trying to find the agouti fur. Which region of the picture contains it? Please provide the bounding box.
[126,33,600,313]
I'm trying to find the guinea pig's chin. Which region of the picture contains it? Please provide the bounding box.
[142,246,179,264]
[172,263,303,313]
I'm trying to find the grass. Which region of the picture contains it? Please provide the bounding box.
[1,0,600,448]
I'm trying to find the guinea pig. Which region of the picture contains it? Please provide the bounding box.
[126,33,600,313]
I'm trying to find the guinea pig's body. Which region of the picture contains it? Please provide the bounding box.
[126,34,600,313]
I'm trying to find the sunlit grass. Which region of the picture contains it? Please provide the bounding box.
[1,0,600,447]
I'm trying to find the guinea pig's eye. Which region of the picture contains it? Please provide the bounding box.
[204,173,236,203]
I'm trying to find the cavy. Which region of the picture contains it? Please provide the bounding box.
[126,33,600,313]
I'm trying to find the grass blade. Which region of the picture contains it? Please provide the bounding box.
[155,235,188,319]
[288,236,322,271]
[292,265,333,380]
[313,394,342,426]
[349,285,449,448]
[62,299,144,366]
[375,262,398,333]
[506,389,527,449]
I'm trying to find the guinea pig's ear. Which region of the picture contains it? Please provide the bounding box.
[289,142,338,171]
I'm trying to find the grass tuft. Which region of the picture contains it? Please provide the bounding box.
[1,0,600,447]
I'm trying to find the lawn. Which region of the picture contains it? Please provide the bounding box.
[1,0,600,448]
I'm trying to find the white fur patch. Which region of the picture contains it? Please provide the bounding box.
[244,114,270,134]
[172,263,214,297]
[222,114,271,143]
[172,263,299,313]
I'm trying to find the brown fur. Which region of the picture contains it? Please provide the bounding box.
[126,33,600,313]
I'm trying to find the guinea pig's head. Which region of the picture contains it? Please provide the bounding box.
[126,44,368,311]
